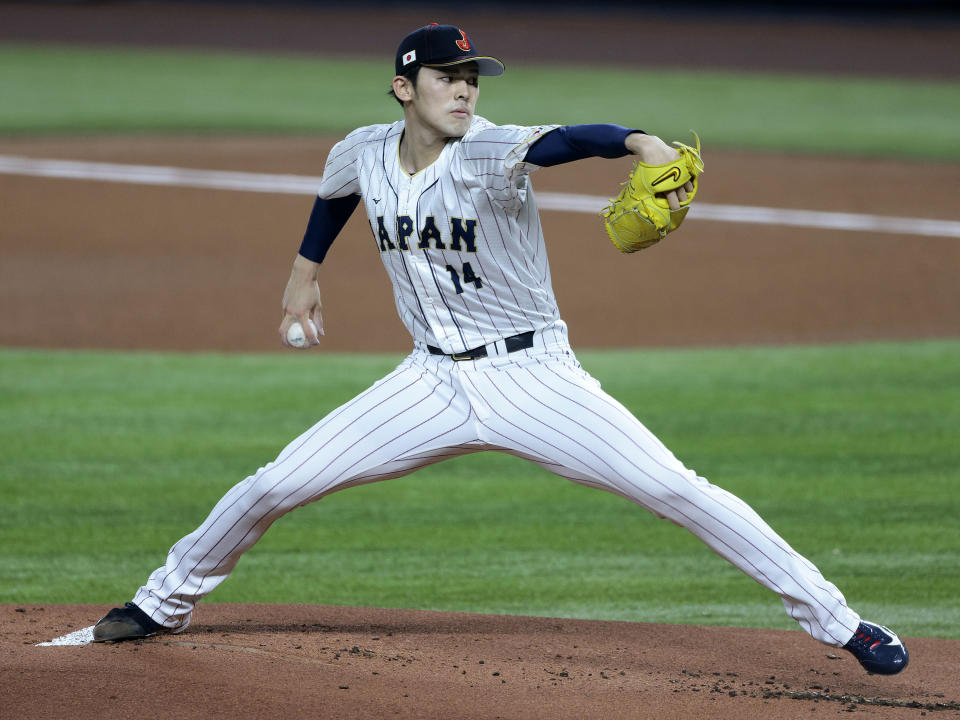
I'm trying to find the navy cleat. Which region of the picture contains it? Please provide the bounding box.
[843,621,909,675]
[92,602,162,642]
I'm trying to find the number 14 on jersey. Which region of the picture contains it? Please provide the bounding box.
[445,262,483,294]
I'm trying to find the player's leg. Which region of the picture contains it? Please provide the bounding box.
[127,351,477,633]
[459,350,860,647]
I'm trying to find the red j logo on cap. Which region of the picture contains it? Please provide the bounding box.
[456,30,471,51]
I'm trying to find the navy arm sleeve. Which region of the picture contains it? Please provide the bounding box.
[525,124,643,167]
[298,194,361,263]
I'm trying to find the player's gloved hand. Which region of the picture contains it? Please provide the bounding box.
[279,253,324,347]
[601,132,703,253]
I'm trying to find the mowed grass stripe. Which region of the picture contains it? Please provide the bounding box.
[2,341,958,637]
[1,45,959,160]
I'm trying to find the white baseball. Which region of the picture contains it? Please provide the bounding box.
[286,319,318,349]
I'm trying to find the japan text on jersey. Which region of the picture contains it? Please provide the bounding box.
[318,117,565,355]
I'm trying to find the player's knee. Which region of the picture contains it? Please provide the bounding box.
[242,467,322,516]
[626,468,711,518]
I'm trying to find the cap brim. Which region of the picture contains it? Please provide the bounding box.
[422,56,505,77]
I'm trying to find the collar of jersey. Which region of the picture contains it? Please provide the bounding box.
[395,128,456,180]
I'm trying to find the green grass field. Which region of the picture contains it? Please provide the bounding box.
[2,342,958,637]
[1,44,959,159]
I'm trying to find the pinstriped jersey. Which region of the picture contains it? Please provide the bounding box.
[317,115,567,354]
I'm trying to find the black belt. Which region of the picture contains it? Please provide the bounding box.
[428,331,535,361]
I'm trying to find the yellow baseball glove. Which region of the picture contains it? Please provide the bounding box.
[601,132,703,253]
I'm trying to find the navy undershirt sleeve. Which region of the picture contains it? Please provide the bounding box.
[298,194,361,263]
[525,124,643,167]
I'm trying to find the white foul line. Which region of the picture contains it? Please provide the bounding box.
[0,155,323,196]
[2,154,959,239]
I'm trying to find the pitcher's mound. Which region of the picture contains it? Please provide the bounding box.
[8,603,958,719]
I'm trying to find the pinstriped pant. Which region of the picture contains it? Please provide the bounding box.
[133,341,860,646]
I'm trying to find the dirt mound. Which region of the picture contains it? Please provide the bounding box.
[6,603,958,719]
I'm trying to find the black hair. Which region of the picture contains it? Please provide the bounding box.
[388,66,420,106]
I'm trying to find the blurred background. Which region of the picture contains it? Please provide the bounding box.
[2,0,959,351]
[3,0,959,78]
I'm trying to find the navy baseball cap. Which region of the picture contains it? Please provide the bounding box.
[395,23,505,77]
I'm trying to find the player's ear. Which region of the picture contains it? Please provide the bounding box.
[392,75,415,103]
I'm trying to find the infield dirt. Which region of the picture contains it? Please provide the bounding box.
[2,4,958,719]
[3,135,959,353]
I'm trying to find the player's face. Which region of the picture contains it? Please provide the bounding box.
[409,64,479,138]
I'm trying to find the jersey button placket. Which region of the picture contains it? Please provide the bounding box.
[403,178,441,324]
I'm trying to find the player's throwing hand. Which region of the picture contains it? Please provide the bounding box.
[279,254,323,347]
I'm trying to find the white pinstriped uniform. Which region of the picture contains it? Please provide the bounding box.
[322,116,566,354]
[133,116,860,646]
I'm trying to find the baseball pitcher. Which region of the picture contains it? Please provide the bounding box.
[93,23,907,677]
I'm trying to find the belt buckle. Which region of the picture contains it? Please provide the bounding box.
[450,352,474,361]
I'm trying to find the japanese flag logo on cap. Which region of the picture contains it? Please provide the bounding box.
[402,49,417,66]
